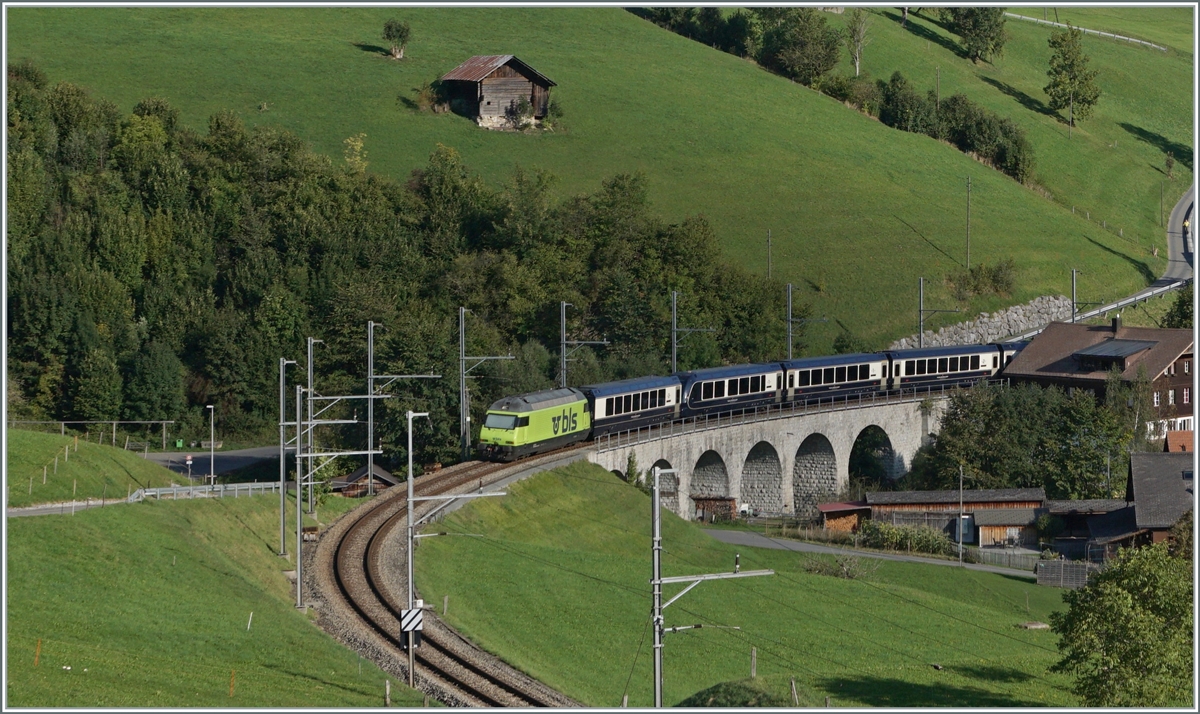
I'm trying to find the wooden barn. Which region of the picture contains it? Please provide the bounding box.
[331,463,399,498]
[440,55,556,128]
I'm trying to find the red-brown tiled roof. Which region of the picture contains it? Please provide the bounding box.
[1003,322,1192,383]
[1165,430,1194,452]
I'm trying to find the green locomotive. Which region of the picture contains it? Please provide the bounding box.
[477,388,592,461]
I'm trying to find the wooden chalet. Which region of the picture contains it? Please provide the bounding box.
[692,496,736,523]
[865,488,1046,545]
[440,55,556,128]
[817,501,870,532]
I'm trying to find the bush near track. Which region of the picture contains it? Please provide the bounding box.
[415,462,1074,707]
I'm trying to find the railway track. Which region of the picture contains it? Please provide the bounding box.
[312,449,587,707]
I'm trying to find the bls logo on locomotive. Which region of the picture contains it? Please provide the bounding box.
[551,409,579,435]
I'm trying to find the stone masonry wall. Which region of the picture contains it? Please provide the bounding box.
[740,443,783,514]
[889,295,1073,350]
[793,437,837,520]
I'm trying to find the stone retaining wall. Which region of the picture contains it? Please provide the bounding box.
[889,295,1073,350]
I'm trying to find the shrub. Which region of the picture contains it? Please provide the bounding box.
[947,259,1016,301]
[859,518,957,556]
[878,72,935,134]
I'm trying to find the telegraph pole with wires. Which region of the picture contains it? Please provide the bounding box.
[918,277,961,348]
[671,291,714,374]
[278,357,297,556]
[459,307,513,461]
[559,301,608,388]
[650,466,772,707]
[785,283,827,360]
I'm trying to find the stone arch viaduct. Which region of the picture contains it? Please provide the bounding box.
[589,396,948,521]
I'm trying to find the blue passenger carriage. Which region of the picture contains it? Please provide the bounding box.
[781,353,888,402]
[678,363,784,418]
[580,375,682,438]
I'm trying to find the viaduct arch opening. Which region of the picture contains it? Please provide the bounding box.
[690,450,729,521]
[793,433,836,520]
[850,425,898,488]
[741,441,783,515]
[651,458,677,513]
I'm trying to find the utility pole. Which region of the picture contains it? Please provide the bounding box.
[785,283,827,360]
[671,291,714,374]
[650,466,772,707]
[766,230,772,279]
[1072,269,1078,323]
[207,405,214,485]
[279,357,296,556]
[306,337,323,514]
[459,308,514,461]
[936,66,940,111]
[295,385,304,609]
[918,277,961,348]
[1160,181,1164,227]
[958,464,964,566]
[1069,86,1073,140]
[966,175,972,270]
[560,301,608,388]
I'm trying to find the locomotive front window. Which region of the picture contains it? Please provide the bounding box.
[484,413,518,430]
[517,416,530,427]
[971,355,980,370]
[798,371,810,386]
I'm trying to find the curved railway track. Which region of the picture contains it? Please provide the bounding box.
[313,450,586,707]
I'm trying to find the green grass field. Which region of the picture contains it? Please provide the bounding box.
[6,7,1188,351]
[6,430,189,508]
[415,462,1075,707]
[5,492,422,707]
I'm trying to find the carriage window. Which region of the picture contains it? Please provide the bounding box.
[643,391,651,408]
[660,388,667,404]
[924,358,934,373]
[702,382,713,400]
[949,356,959,371]
[798,370,810,386]
[650,390,658,408]
[833,366,844,382]
[971,355,980,370]
[852,365,862,381]
[739,377,750,394]
[811,369,822,385]
[905,360,915,376]
[937,358,947,372]
[788,374,794,389]
[624,394,632,412]
[714,380,725,398]
[992,355,998,369]
[916,360,927,375]
[605,397,613,416]
[823,367,835,383]
[750,376,759,392]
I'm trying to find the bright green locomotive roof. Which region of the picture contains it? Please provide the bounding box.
[486,388,585,413]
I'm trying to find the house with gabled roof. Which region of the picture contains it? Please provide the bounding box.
[1002,318,1193,436]
[440,55,556,128]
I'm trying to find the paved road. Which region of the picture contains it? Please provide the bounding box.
[143,445,280,478]
[704,528,1037,580]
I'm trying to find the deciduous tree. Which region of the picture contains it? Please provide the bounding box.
[944,7,1008,64]
[844,7,871,77]
[1050,541,1193,707]
[1044,23,1101,128]
[383,19,411,59]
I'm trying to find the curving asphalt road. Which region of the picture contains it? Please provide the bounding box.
[142,446,281,479]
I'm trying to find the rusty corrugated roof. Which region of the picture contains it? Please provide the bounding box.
[440,55,556,86]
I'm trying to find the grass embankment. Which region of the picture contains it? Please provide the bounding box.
[415,462,1074,707]
[6,430,184,508]
[5,7,1184,351]
[5,493,421,706]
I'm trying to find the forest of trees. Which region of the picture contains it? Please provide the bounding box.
[5,61,809,468]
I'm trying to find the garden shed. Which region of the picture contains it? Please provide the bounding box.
[440,55,556,128]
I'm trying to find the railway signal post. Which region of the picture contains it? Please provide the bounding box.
[650,466,772,707]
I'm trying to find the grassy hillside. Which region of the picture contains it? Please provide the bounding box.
[415,462,1074,707]
[5,7,1183,351]
[5,494,423,707]
[6,430,185,507]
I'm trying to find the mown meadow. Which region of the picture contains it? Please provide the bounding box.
[6,6,1188,349]
[5,433,416,707]
[416,462,1076,707]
